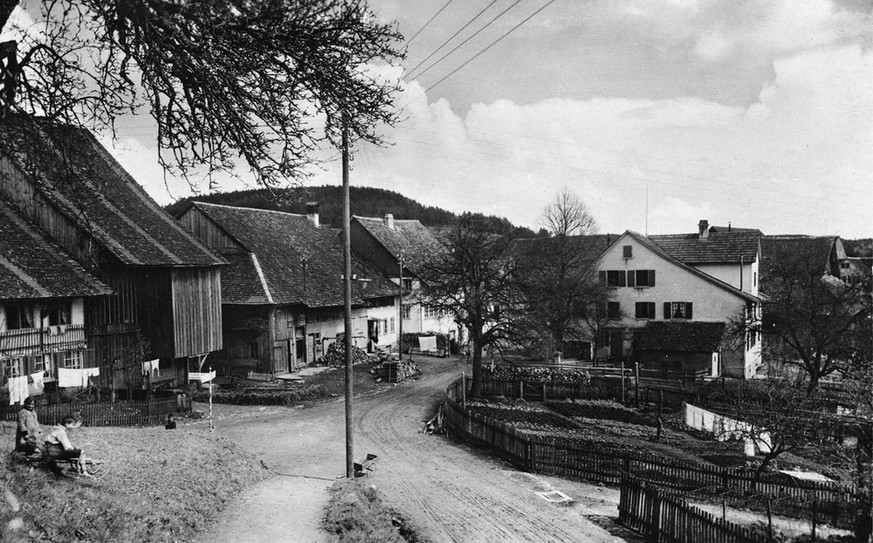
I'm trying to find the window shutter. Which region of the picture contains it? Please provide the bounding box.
[598,270,606,284]
[648,303,655,319]
[619,270,627,287]
[627,270,636,287]
[648,270,656,286]
[686,302,693,319]
[623,245,633,258]
[663,302,671,319]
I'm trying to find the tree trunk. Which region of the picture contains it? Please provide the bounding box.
[469,331,484,398]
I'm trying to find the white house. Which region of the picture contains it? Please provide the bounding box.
[596,231,762,378]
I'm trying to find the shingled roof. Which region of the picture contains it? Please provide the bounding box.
[508,234,619,265]
[649,229,762,264]
[634,321,726,352]
[0,122,223,268]
[352,216,446,276]
[0,199,110,300]
[190,203,397,307]
[760,235,834,275]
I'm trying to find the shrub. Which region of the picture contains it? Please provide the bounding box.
[190,384,328,405]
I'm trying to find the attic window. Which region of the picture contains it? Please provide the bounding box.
[623,245,633,259]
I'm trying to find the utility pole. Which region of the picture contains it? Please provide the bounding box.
[342,118,354,478]
[398,250,404,361]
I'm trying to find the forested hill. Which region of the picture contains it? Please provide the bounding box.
[165,185,538,237]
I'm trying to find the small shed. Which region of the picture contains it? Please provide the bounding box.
[634,321,726,376]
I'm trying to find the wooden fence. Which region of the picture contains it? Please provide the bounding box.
[446,377,862,530]
[1,396,190,427]
[619,475,771,543]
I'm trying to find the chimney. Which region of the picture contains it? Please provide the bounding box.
[698,219,709,239]
[306,202,319,227]
[384,213,395,230]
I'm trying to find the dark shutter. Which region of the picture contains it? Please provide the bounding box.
[598,270,606,284]
[623,245,633,258]
[619,270,627,287]
[685,302,693,319]
[627,270,636,287]
[664,302,671,319]
[648,269,656,286]
[648,303,656,319]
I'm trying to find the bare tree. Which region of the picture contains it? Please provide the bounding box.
[747,238,872,393]
[542,186,598,238]
[513,188,610,360]
[420,213,518,397]
[0,0,404,189]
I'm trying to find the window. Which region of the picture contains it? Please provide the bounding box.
[635,302,655,319]
[63,351,83,369]
[424,305,439,318]
[382,320,388,334]
[628,270,656,288]
[600,270,627,287]
[663,302,693,319]
[622,245,633,258]
[44,301,72,326]
[402,304,411,319]
[607,302,621,319]
[389,317,395,333]
[4,304,33,330]
[402,278,413,291]
[368,296,394,308]
[3,357,24,378]
[247,342,259,359]
[33,355,46,374]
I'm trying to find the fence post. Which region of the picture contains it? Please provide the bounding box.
[634,362,640,407]
[620,359,626,405]
[519,380,524,400]
[542,382,547,402]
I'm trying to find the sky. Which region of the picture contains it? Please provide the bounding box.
[12,0,873,237]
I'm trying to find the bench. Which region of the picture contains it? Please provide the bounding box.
[353,453,378,477]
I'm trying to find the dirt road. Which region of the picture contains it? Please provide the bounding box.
[195,356,633,543]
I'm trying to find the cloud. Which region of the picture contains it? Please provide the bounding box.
[304,44,871,237]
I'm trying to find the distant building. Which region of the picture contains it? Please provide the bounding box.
[350,214,458,340]
[597,231,761,378]
[177,202,399,375]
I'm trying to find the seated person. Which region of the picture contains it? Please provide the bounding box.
[15,397,40,455]
[44,416,88,476]
[165,413,177,430]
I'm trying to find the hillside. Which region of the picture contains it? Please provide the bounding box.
[166,185,538,237]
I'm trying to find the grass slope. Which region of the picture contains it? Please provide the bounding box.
[2,424,267,542]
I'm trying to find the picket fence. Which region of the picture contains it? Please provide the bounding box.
[1,396,189,427]
[619,475,771,543]
[446,377,862,530]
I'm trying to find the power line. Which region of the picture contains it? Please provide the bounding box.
[405,0,501,81]
[409,0,524,84]
[416,0,557,100]
[405,0,454,46]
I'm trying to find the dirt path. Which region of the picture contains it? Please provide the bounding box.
[193,356,632,543]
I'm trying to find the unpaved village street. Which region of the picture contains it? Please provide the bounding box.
[193,356,634,543]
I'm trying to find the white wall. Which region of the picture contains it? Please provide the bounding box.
[693,261,758,297]
[599,237,748,327]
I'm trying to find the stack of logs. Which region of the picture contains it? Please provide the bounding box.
[320,342,369,366]
[379,359,421,383]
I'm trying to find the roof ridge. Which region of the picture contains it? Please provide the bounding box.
[194,201,308,219]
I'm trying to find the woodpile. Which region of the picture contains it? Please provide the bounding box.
[320,342,369,366]
[380,359,421,383]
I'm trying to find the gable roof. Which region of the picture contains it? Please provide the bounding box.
[649,229,762,264]
[0,199,110,300]
[760,235,834,274]
[610,231,760,303]
[189,203,397,307]
[351,216,445,275]
[634,321,726,352]
[0,121,223,268]
[508,234,619,265]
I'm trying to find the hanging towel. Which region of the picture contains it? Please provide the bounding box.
[418,336,437,353]
[28,371,45,397]
[7,375,29,406]
[58,367,78,388]
[82,367,100,386]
